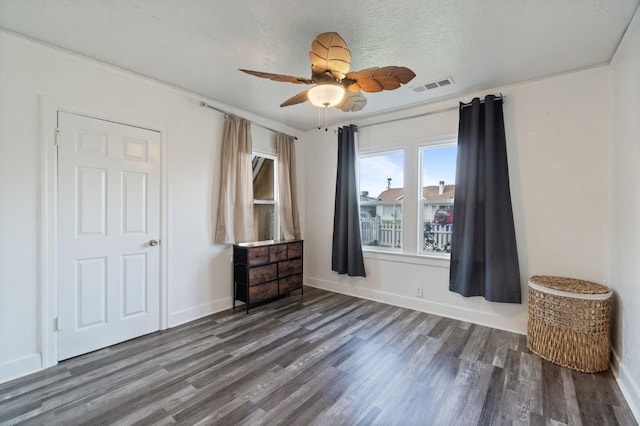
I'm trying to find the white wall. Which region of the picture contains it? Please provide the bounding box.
[609,6,640,419]
[302,65,612,334]
[0,31,302,383]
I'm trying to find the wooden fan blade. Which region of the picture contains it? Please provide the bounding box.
[345,66,416,93]
[280,90,309,107]
[346,83,362,93]
[345,68,383,92]
[389,66,416,84]
[336,92,367,112]
[309,32,351,79]
[315,32,348,49]
[239,69,313,84]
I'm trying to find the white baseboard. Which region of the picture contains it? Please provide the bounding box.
[168,297,232,328]
[305,276,527,335]
[612,349,640,423]
[0,353,42,385]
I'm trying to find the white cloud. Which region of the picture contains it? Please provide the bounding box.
[359,153,404,198]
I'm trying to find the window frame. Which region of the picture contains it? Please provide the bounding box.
[252,151,280,241]
[417,138,458,258]
[358,149,405,254]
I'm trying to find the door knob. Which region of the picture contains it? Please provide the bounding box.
[149,240,159,246]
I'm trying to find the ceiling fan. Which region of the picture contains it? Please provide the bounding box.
[239,32,416,113]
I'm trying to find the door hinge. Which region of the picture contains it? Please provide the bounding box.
[54,317,59,332]
[54,127,60,146]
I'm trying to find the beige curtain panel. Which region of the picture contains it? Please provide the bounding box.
[277,133,301,240]
[215,115,254,244]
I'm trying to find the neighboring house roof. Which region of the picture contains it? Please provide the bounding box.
[376,188,404,201]
[423,185,455,201]
[360,194,377,202]
[377,185,455,202]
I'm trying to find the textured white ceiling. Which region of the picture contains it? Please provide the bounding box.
[0,0,638,130]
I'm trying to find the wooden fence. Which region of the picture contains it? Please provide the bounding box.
[360,217,452,252]
[360,217,402,248]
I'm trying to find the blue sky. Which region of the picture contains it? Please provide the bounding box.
[359,146,457,198]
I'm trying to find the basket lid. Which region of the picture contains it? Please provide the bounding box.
[529,275,610,294]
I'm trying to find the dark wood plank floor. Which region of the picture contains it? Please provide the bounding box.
[0,287,636,425]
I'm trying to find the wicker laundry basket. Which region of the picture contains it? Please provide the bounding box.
[527,275,612,373]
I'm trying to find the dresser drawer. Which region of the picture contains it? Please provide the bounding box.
[248,246,269,266]
[279,258,302,277]
[269,244,287,262]
[249,263,277,285]
[279,274,302,294]
[287,242,303,259]
[249,281,278,303]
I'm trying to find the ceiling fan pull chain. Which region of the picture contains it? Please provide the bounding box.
[324,106,328,132]
[317,108,321,130]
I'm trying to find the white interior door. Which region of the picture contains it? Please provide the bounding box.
[57,111,161,360]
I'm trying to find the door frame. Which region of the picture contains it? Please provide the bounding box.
[40,96,169,368]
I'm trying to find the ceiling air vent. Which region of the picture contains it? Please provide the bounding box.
[413,76,455,92]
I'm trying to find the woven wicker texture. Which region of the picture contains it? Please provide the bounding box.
[527,281,611,373]
[529,275,610,294]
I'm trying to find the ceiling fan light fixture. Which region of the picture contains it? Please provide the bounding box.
[307,83,345,107]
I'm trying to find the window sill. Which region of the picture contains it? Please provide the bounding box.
[362,249,450,269]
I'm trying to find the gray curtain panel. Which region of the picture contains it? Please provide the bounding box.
[276,133,301,240]
[449,95,521,303]
[332,125,366,277]
[214,115,255,244]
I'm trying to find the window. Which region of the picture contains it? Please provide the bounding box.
[358,151,404,251]
[357,141,456,257]
[252,154,278,241]
[420,144,457,255]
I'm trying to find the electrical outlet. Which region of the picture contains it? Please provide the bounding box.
[416,286,423,298]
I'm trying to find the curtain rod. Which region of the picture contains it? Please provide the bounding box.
[357,94,505,130]
[200,101,297,140]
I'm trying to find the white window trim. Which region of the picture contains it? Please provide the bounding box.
[363,249,450,268]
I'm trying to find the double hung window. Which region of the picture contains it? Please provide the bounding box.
[357,140,457,256]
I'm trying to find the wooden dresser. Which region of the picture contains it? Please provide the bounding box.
[233,240,303,312]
